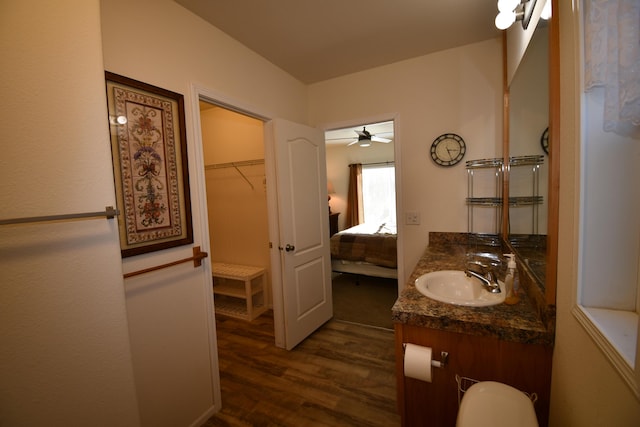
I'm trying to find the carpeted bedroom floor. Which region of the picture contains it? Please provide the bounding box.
[331,273,399,330]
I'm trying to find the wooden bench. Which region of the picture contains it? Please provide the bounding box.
[211,262,267,321]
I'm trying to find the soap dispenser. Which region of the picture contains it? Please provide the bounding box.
[503,253,520,305]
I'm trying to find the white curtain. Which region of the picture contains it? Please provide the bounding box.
[584,0,640,138]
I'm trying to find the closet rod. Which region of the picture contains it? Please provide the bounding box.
[205,158,264,190]
[204,158,264,170]
[123,246,208,279]
[0,206,118,226]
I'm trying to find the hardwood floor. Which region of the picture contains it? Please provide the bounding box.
[203,311,400,427]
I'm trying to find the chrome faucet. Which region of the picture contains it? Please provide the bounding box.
[465,268,501,293]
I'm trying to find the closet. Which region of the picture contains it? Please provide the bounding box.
[199,102,271,317]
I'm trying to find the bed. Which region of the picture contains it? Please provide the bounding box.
[330,222,397,279]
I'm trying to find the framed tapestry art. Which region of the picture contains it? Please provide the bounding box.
[105,72,193,257]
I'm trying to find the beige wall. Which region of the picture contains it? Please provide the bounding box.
[0,1,140,425]
[309,38,504,283]
[201,107,271,303]
[100,0,309,424]
[549,1,640,425]
[6,0,639,425]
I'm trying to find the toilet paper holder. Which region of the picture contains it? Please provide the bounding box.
[402,343,449,368]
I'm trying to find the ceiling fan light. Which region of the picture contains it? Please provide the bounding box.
[359,141,371,147]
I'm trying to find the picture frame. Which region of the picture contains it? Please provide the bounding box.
[105,71,193,257]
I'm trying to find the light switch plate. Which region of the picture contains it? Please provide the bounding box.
[406,211,420,225]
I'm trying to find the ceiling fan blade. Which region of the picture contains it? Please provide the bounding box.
[374,131,394,137]
[346,139,359,146]
[355,128,372,138]
[371,136,391,143]
[325,137,355,142]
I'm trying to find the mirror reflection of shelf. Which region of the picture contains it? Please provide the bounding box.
[466,156,544,234]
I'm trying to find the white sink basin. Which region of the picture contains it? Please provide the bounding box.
[415,270,505,307]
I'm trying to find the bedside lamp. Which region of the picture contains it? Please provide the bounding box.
[327,181,336,213]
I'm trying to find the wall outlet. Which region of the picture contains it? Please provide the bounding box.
[405,211,420,225]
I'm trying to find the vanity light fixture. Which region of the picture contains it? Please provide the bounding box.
[494,0,537,30]
[540,0,551,20]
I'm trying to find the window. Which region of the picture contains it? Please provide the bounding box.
[575,0,640,399]
[361,164,396,226]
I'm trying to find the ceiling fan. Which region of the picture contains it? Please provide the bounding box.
[326,126,393,147]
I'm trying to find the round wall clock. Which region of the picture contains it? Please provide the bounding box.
[540,127,549,155]
[430,133,466,166]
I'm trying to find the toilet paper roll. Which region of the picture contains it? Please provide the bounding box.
[403,343,433,382]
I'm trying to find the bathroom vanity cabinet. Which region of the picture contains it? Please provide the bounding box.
[394,323,552,427]
[392,233,555,427]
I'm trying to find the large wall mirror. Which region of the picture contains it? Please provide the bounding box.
[507,21,549,290]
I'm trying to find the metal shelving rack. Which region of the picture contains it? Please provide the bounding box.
[466,155,543,234]
[466,157,504,233]
[507,155,544,235]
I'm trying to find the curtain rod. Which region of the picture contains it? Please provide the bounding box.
[349,161,395,167]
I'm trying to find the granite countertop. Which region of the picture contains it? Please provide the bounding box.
[392,233,555,346]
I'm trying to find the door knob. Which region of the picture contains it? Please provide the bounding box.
[285,244,295,252]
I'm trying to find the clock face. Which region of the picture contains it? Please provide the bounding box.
[430,133,466,166]
[541,127,549,155]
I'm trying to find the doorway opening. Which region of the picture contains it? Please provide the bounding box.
[196,98,334,351]
[324,120,398,330]
[198,100,275,328]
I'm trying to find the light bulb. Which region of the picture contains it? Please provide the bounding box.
[541,0,552,20]
[495,11,516,30]
[497,0,520,13]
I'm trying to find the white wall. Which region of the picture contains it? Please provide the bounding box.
[0,1,140,425]
[550,1,640,425]
[506,0,545,85]
[309,39,503,282]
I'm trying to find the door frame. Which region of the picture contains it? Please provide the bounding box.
[189,83,290,346]
[320,113,405,290]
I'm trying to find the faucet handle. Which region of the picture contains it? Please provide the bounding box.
[467,260,489,271]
